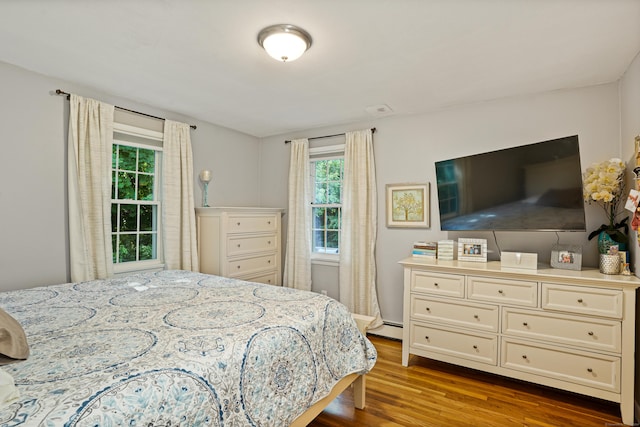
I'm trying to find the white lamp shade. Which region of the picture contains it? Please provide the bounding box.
[258,24,312,62]
[200,170,211,183]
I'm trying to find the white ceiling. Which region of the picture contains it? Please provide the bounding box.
[1,0,639,138]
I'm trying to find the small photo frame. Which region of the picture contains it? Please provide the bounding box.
[626,189,640,212]
[458,238,488,262]
[386,183,430,228]
[550,244,582,271]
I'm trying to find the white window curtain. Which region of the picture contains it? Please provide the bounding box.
[67,94,115,282]
[283,138,312,290]
[339,129,382,328]
[162,120,199,271]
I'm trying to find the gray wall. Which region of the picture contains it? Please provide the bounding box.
[259,82,624,326]
[0,61,261,291]
[2,58,631,322]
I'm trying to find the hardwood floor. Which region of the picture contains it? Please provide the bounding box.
[309,335,625,427]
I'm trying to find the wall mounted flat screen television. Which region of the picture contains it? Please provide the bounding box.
[435,135,586,231]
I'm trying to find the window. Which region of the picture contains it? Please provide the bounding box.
[111,140,162,267]
[311,155,344,256]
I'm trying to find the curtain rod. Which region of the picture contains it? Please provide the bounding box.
[284,127,376,144]
[55,89,197,130]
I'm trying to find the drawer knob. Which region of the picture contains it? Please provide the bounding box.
[268,221,271,224]
[426,307,431,312]
[522,322,528,327]
[268,260,271,264]
[268,241,271,245]
[237,222,241,226]
[587,368,593,373]
[237,244,241,248]
[473,345,478,350]
[498,290,504,294]
[424,336,430,340]
[577,298,583,303]
[434,283,439,287]
[473,314,479,319]
[522,355,528,360]
[588,331,594,336]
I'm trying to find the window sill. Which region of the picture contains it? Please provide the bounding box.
[311,255,339,267]
[113,261,165,277]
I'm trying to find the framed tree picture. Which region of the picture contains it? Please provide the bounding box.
[386,183,430,228]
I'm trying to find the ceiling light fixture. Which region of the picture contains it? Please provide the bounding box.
[257,24,312,63]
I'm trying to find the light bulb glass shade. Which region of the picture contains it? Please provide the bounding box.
[199,170,211,183]
[258,24,312,62]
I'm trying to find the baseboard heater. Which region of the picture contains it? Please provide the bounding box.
[383,320,402,328]
[367,320,403,341]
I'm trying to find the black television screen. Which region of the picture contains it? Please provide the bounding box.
[435,135,586,231]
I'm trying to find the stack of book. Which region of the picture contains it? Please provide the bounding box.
[437,240,455,260]
[412,241,437,258]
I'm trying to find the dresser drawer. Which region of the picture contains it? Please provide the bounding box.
[541,283,623,319]
[410,322,497,365]
[411,295,498,332]
[468,276,537,307]
[227,234,277,256]
[243,271,279,286]
[502,308,621,353]
[226,254,276,277]
[411,271,465,298]
[501,338,620,392]
[226,215,278,233]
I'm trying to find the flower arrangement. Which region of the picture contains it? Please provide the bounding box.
[582,158,628,250]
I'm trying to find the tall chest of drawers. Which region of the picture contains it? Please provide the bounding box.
[400,257,640,425]
[196,207,284,286]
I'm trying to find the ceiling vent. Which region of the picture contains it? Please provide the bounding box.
[365,104,394,117]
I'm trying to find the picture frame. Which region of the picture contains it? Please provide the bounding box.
[458,238,488,262]
[550,244,582,271]
[386,183,430,228]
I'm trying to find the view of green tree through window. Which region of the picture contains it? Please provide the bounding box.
[111,143,160,263]
[312,158,343,254]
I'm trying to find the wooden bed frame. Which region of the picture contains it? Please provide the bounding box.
[290,314,374,427]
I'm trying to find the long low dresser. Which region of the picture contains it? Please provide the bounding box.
[400,257,640,425]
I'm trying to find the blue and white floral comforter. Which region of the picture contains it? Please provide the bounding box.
[0,270,376,426]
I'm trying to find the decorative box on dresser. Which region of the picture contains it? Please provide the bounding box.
[196,207,284,286]
[400,257,640,425]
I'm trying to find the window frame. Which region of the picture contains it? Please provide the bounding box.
[111,124,165,275]
[310,144,344,264]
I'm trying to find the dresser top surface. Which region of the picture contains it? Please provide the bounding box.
[195,206,284,214]
[399,257,640,289]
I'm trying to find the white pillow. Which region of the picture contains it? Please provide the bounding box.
[0,368,19,408]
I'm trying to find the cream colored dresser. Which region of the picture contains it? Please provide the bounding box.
[196,207,284,286]
[400,257,640,425]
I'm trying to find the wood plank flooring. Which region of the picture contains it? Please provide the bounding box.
[309,335,625,427]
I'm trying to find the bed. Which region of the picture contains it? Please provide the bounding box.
[0,270,376,426]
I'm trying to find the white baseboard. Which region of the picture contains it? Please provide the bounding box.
[367,321,403,340]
